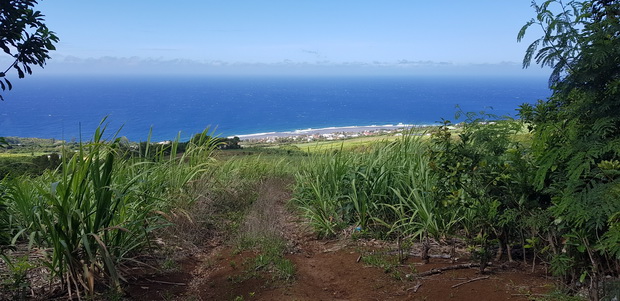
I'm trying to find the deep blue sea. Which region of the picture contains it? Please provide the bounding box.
[0,75,551,142]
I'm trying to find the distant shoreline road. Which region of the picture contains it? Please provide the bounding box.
[229,124,434,141]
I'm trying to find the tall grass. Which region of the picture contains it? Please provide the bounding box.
[198,154,299,223]
[5,128,152,297]
[293,133,455,242]
[1,125,221,298]
[129,129,219,210]
[0,183,10,248]
[294,145,355,237]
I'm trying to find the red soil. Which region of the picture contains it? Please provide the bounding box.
[125,179,553,301]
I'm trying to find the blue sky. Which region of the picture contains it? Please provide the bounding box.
[30,0,548,76]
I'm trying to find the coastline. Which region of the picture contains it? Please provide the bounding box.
[228,123,435,141]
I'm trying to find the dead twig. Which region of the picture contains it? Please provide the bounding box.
[451,276,489,288]
[385,250,453,259]
[145,279,187,286]
[409,253,453,259]
[406,281,422,293]
[407,263,482,278]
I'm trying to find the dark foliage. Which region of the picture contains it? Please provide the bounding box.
[0,0,58,100]
[519,0,620,299]
[428,112,540,271]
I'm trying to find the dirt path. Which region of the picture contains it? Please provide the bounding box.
[125,178,553,300]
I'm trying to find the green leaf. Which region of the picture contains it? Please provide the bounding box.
[579,271,588,283]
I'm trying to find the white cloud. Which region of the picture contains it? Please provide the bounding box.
[39,55,550,77]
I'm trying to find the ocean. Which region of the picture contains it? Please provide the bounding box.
[0,75,551,142]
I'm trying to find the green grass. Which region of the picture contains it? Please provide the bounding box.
[361,252,399,273]
[5,128,163,296]
[293,132,441,239]
[0,153,38,158]
[290,134,400,152]
[236,235,295,282]
[1,125,222,297]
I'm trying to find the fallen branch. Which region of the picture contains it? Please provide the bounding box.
[386,250,453,259]
[511,294,547,297]
[145,279,187,286]
[406,281,422,293]
[413,253,452,259]
[406,263,481,278]
[451,276,489,288]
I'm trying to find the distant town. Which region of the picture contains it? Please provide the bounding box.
[235,124,450,145]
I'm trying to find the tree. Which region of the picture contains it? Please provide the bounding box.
[0,0,58,100]
[428,113,537,272]
[518,1,620,299]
